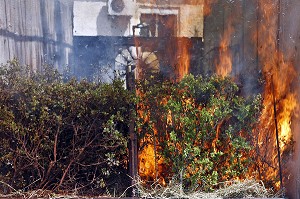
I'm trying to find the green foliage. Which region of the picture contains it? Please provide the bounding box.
[0,59,132,195]
[136,74,262,192]
[0,59,263,195]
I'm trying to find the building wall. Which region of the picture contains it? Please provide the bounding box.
[0,0,74,71]
[73,0,204,38]
[73,1,137,36]
[72,0,204,81]
[0,0,203,76]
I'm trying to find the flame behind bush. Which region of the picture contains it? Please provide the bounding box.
[136,74,262,191]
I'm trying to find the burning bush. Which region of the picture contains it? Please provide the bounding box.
[0,59,132,196]
[136,74,262,191]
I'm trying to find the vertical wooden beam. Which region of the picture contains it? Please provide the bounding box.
[127,64,138,197]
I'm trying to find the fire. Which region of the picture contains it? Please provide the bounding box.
[139,141,157,179]
[135,0,299,191]
[204,0,217,16]
[212,120,224,152]
[177,39,191,80]
[137,93,166,182]
[136,0,200,182]
[137,114,158,181]
[215,4,239,77]
[138,120,166,184]
[278,93,298,148]
[253,0,299,188]
[215,17,234,77]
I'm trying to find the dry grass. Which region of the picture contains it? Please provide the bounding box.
[133,177,283,199]
[1,179,284,199]
[0,180,92,199]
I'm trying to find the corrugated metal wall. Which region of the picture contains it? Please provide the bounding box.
[0,0,73,71]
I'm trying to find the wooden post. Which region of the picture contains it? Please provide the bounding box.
[127,66,138,197]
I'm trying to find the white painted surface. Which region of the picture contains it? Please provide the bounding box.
[73,1,204,38]
[73,1,134,36]
[179,5,204,37]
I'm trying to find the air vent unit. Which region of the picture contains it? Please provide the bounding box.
[108,0,137,16]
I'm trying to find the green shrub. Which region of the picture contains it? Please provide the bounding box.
[136,74,262,191]
[0,59,263,195]
[0,59,132,195]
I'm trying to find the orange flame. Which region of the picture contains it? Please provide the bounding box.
[177,39,191,80]
[135,3,197,183]
[254,0,299,188]
[137,94,167,182]
[139,144,156,179]
[215,14,237,77]
[212,119,225,152]
[139,133,163,181]
[204,0,217,16]
[139,137,166,184]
